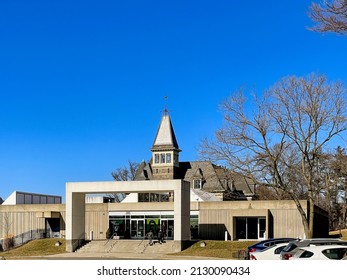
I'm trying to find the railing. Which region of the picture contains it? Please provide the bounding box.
[0,229,50,252]
[105,232,118,246]
[71,232,86,252]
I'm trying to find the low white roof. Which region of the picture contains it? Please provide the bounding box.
[2,191,62,205]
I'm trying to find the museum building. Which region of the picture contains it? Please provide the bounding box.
[0,110,329,251]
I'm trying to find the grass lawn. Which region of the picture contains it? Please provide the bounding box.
[0,238,66,259]
[329,228,347,240]
[0,238,253,259]
[170,240,255,259]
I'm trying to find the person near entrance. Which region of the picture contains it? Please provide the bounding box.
[158,229,164,244]
[146,230,154,246]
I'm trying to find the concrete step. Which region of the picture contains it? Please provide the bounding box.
[76,240,109,253]
[76,239,176,255]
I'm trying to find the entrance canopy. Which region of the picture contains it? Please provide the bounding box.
[65,179,190,252]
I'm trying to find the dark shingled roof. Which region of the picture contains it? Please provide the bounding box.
[134,160,255,200]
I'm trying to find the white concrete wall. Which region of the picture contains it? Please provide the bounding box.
[65,179,191,252]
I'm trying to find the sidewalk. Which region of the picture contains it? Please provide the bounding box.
[41,251,225,260]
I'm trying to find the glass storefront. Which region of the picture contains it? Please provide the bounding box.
[109,212,199,240]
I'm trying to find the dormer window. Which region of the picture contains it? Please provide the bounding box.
[193,179,202,189]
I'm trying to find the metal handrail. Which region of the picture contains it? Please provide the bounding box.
[105,232,118,246]
[72,232,86,252]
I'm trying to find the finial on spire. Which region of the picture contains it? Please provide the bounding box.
[163,95,169,116]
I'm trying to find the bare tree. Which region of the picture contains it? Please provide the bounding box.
[329,147,347,228]
[309,0,347,33]
[109,160,140,202]
[255,185,291,200]
[313,151,342,230]
[0,212,14,251]
[111,160,139,181]
[199,73,347,238]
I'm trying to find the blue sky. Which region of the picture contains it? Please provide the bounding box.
[0,0,346,201]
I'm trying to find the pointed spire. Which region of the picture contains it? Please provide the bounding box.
[151,101,181,180]
[152,110,179,149]
[152,98,180,150]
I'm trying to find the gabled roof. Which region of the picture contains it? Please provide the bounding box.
[151,111,179,150]
[134,160,256,199]
[134,160,153,180]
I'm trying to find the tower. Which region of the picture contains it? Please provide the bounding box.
[151,108,181,180]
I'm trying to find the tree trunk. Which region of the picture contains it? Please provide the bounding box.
[289,193,311,238]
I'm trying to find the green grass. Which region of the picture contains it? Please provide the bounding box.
[329,229,347,240]
[0,238,253,259]
[0,238,66,259]
[170,240,255,259]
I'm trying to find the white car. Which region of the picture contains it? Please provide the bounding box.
[250,242,289,260]
[289,244,347,260]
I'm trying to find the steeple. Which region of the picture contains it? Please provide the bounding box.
[152,109,179,150]
[151,107,181,180]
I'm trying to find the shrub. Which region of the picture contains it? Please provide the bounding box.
[3,235,14,251]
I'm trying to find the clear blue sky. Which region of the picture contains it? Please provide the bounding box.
[0,0,346,201]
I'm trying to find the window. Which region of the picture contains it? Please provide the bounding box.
[299,250,314,258]
[193,179,202,189]
[235,217,266,240]
[322,248,347,259]
[259,218,266,238]
[275,246,287,254]
[138,193,169,202]
[155,154,160,164]
[160,153,165,163]
[190,215,199,239]
[166,153,171,163]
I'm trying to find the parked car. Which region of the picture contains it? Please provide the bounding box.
[289,244,347,260]
[280,238,347,260]
[249,242,289,260]
[246,238,298,259]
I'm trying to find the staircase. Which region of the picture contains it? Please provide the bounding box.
[75,239,176,255]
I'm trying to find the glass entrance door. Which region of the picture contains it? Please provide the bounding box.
[235,217,266,240]
[161,219,174,239]
[247,217,258,239]
[131,219,145,239]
